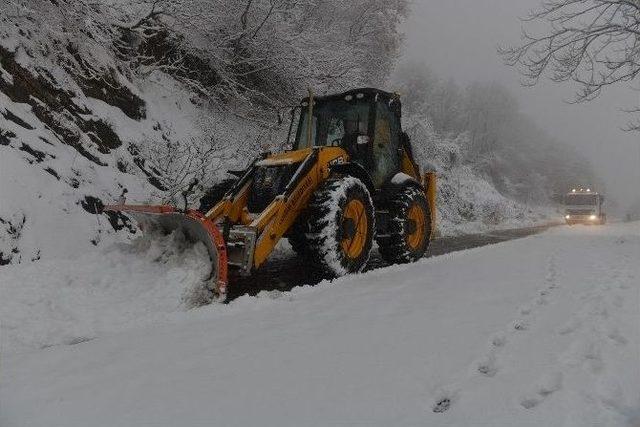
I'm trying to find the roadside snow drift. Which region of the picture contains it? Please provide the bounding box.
[0,230,212,353]
[1,223,639,427]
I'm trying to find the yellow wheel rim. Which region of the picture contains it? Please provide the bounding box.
[406,203,426,250]
[341,199,368,259]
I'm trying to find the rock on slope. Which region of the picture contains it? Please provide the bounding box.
[0,7,249,264]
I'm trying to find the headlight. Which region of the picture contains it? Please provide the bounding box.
[565,215,571,219]
[589,215,597,220]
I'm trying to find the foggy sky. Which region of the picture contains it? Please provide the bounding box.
[401,0,640,213]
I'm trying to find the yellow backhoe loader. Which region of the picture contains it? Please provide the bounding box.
[106,88,436,301]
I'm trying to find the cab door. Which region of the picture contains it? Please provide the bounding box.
[371,100,401,187]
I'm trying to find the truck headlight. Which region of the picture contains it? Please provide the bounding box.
[565,215,571,219]
[589,215,597,220]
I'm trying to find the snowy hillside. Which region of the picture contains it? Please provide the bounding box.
[405,117,557,235]
[2,223,638,426]
[0,3,269,265]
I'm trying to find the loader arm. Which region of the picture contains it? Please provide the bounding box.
[421,171,437,238]
[205,147,350,270]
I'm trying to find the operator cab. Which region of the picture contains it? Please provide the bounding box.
[292,88,409,188]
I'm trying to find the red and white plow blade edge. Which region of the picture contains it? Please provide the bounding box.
[104,204,228,298]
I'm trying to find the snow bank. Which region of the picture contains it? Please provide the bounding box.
[0,230,212,353]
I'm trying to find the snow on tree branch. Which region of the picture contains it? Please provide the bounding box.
[500,0,640,128]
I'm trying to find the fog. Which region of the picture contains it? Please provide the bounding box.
[401,0,640,213]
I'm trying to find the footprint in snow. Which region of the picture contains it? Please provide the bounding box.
[596,377,628,414]
[513,319,529,331]
[62,336,95,346]
[432,398,452,413]
[520,372,563,410]
[520,396,541,409]
[40,337,95,350]
[476,354,498,377]
[605,325,628,346]
[519,304,533,316]
[583,343,605,373]
[537,372,563,396]
[545,256,558,284]
[558,317,582,335]
[490,332,507,348]
[561,338,605,373]
[431,390,458,414]
[536,296,549,306]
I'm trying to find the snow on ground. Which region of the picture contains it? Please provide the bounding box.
[0,230,213,353]
[1,223,639,427]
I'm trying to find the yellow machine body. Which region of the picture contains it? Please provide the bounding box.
[205,147,348,269]
[204,145,435,271]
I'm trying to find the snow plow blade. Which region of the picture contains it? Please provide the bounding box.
[104,204,229,300]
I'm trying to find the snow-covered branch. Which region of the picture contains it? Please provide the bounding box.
[500,0,640,128]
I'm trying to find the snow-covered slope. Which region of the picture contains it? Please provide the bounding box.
[0,8,261,265]
[405,117,558,235]
[2,223,638,427]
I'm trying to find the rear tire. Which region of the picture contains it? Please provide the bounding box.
[306,177,374,276]
[378,186,431,264]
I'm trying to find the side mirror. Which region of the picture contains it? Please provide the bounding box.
[357,135,370,145]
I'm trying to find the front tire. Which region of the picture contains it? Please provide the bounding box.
[306,177,375,276]
[288,217,310,257]
[378,186,431,264]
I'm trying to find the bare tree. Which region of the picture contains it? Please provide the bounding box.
[500,0,640,129]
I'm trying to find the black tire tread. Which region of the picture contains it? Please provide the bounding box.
[377,186,431,264]
[305,177,374,276]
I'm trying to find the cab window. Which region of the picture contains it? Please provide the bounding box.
[295,100,369,150]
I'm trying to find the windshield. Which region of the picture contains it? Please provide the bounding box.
[295,100,370,149]
[565,194,598,206]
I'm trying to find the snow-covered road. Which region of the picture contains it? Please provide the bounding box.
[1,223,639,426]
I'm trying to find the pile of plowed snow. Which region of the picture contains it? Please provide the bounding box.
[0,231,212,353]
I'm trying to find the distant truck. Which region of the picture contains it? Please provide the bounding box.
[564,189,606,225]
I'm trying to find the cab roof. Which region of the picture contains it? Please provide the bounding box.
[301,88,400,105]
[566,188,599,195]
